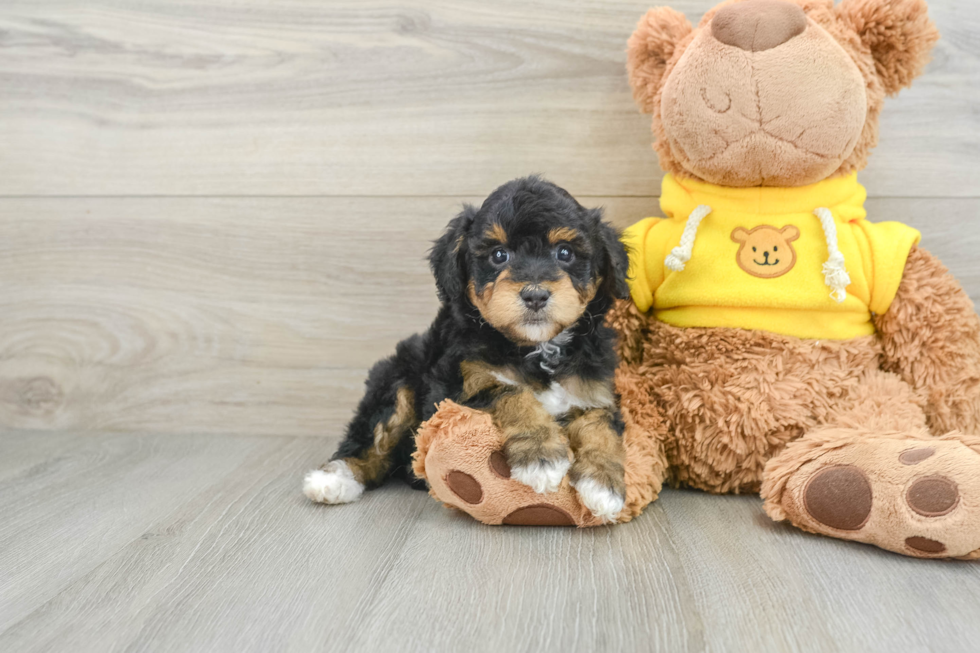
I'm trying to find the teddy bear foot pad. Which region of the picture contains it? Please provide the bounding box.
[767,432,980,559]
[414,401,608,527]
[443,456,580,526]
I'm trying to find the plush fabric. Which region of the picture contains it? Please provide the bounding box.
[874,247,980,436]
[627,0,938,187]
[761,428,980,559]
[659,10,869,186]
[712,0,808,51]
[622,174,920,338]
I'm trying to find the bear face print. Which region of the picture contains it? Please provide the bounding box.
[731,225,800,279]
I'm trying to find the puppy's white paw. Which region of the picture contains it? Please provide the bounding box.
[303,461,364,504]
[572,477,625,523]
[511,456,572,494]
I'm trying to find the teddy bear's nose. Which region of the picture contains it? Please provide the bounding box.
[711,0,807,52]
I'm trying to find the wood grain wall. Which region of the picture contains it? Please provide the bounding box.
[1,0,978,436]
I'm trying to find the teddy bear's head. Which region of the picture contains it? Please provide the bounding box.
[627,0,938,187]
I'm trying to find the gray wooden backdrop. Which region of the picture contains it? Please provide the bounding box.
[0,0,978,438]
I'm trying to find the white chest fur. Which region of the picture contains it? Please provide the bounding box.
[534,378,614,417]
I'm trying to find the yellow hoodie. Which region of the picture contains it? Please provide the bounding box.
[622,174,921,340]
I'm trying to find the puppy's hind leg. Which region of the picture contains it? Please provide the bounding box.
[303,461,366,505]
[304,357,417,504]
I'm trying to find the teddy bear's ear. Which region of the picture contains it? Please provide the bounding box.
[627,7,694,113]
[836,0,940,96]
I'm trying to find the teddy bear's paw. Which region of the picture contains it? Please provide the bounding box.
[766,431,980,558]
[416,402,605,526]
[510,457,572,494]
[436,447,587,526]
[571,477,625,523]
[303,460,365,504]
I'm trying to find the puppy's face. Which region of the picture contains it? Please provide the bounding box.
[430,177,630,346]
[467,214,597,345]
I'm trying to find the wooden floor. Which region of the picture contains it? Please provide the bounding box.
[2,430,980,653]
[2,0,980,650]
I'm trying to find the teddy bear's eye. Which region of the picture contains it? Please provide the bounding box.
[773,246,778,252]
[752,247,757,252]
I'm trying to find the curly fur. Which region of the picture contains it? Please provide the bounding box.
[618,312,885,493]
[874,247,980,435]
[837,0,940,95]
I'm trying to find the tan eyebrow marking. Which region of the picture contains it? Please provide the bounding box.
[485,223,507,243]
[548,227,580,244]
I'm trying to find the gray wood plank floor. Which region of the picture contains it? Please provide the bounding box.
[2,431,980,653]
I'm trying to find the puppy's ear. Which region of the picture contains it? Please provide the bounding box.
[591,208,631,300]
[627,7,693,113]
[429,205,477,303]
[837,0,939,95]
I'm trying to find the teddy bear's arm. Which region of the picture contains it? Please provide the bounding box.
[874,246,980,435]
[605,298,650,366]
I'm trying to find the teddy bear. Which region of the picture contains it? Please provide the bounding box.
[411,0,980,559]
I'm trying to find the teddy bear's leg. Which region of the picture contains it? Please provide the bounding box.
[414,400,604,526]
[412,378,670,527]
[762,370,980,559]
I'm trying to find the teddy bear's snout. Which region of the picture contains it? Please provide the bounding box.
[711,0,807,52]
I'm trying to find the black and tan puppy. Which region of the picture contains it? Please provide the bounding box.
[304,176,631,521]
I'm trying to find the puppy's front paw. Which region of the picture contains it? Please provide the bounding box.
[303,460,365,504]
[510,456,572,494]
[571,477,625,523]
[504,428,571,494]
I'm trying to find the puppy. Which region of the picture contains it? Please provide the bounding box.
[304,176,631,521]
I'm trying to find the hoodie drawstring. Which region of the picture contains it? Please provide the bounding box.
[664,205,712,271]
[813,207,851,303]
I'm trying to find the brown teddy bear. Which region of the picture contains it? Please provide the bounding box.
[412,0,980,559]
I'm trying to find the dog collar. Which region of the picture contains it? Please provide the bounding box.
[525,329,573,374]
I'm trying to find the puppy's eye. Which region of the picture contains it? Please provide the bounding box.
[555,245,574,263]
[490,248,509,266]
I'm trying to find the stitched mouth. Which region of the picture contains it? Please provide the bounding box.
[753,258,780,266]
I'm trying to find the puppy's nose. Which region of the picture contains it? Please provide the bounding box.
[520,286,551,312]
[711,0,807,52]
